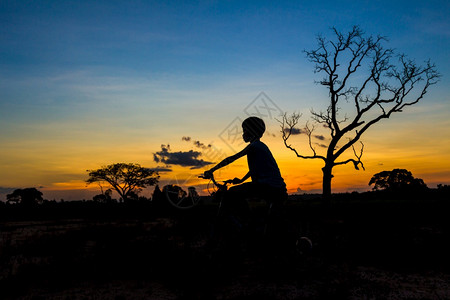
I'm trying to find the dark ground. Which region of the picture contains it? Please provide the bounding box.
[1,189,450,299]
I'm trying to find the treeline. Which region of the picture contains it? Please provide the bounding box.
[0,189,186,221]
[1,185,449,221]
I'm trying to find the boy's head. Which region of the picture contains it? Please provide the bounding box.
[242,117,265,142]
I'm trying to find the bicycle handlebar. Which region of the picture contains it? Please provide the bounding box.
[198,174,232,190]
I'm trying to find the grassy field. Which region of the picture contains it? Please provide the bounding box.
[1,188,449,299]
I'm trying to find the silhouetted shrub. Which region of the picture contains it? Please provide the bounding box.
[369,169,428,192]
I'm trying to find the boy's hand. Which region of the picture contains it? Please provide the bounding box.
[203,170,213,179]
[232,177,242,184]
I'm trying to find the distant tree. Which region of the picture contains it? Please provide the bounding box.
[86,163,159,202]
[151,185,171,210]
[92,188,115,203]
[6,188,43,206]
[280,26,439,198]
[437,184,449,191]
[163,184,187,199]
[126,191,139,202]
[151,185,163,201]
[369,169,427,191]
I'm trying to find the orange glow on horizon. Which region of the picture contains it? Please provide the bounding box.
[2,117,450,201]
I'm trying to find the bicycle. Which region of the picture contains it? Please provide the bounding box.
[198,173,313,269]
[159,173,312,274]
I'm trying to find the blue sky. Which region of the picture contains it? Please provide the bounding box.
[3,1,447,75]
[1,0,449,199]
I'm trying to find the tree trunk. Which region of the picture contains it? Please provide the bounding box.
[113,187,126,203]
[322,164,333,205]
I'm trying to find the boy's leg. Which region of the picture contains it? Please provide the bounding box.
[257,187,291,259]
[221,182,254,217]
[214,183,255,261]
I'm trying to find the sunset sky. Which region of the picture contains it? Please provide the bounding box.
[1,0,449,200]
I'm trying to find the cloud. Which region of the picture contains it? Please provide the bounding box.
[153,144,213,169]
[266,131,277,138]
[283,127,304,135]
[315,143,328,148]
[0,187,17,201]
[182,136,211,149]
[194,140,211,149]
[147,167,172,173]
[0,187,16,194]
[314,135,326,141]
[302,180,323,187]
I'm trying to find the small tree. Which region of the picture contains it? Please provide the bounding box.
[93,188,114,203]
[7,188,43,206]
[369,169,427,191]
[280,26,439,198]
[86,163,159,202]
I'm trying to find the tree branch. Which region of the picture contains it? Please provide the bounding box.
[335,141,365,170]
[278,113,326,161]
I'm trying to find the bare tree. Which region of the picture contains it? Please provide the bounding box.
[280,26,439,198]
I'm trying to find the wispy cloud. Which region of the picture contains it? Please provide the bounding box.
[314,135,326,141]
[182,136,212,149]
[0,187,16,194]
[148,167,172,173]
[283,127,304,135]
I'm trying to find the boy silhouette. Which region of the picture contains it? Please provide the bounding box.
[203,117,287,213]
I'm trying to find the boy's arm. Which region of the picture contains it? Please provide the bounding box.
[232,172,251,184]
[241,172,251,182]
[205,145,249,176]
